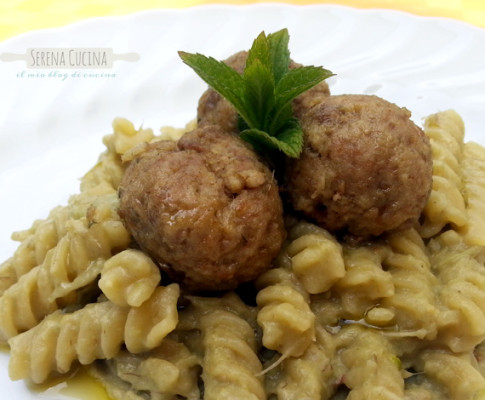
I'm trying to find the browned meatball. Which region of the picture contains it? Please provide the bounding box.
[285,94,432,238]
[119,126,285,291]
[292,80,331,119]
[197,51,330,133]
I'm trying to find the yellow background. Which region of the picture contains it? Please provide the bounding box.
[1,0,484,42]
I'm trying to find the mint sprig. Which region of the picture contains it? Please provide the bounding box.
[179,29,334,158]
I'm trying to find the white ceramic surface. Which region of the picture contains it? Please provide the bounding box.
[0,4,484,398]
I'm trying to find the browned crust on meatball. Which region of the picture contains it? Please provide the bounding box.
[197,89,240,134]
[292,81,331,119]
[119,126,285,291]
[285,94,432,238]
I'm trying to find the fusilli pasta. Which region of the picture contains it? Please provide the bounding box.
[0,191,130,342]
[286,227,345,294]
[334,325,404,400]
[80,118,154,192]
[458,141,485,246]
[0,205,71,296]
[8,284,179,383]
[428,231,485,352]
[417,350,485,399]
[124,283,180,354]
[336,244,393,319]
[256,267,315,360]
[265,325,337,400]
[99,249,161,307]
[200,308,265,400]
[381,228,439,339]
[0,182,115,296]
[420,110,467,238]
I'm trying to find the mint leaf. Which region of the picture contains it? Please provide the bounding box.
[240,128,301,158]
[274,66,334,111]
[274,118,304,158]
[179,29,334,159]
[268,102,293,136]
[243,58,275,130]
[178,51,255,126]
[245,31,271,72]
[267,29,290,83]
[239,129,272,154]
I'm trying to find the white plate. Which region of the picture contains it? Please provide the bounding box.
[0,4,484,399]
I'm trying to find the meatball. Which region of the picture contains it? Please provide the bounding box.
[119,126,285,291]
[197,51,330,133]
[284,94,432,238]
[292,80,330,119]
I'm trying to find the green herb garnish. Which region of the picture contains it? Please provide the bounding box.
[179,28,334,158]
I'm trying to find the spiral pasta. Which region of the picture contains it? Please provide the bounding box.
[124,283,180,354]
[98,249,161,307]
[80,118,155,192]
[420,110,467,238]
[0,183,114,296]
[81,118,194,194]
[254,221,339,362]
[0,191,131,342]
[285,225,345,294]
[110,118,155,157]
[256,266,315,360]
[336,244,394,319]
[335,325,404,400]
[8,300,127,384]
[458,141,485,246]
[428,231,485,352]
[0,259,16,298]
[200,308,265,400]
[0,205,71,296]
[307,239,394,331]
[380,228,440,340]
[417,350,485,399]
[265,325,337,400]
[8,284,179,383]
